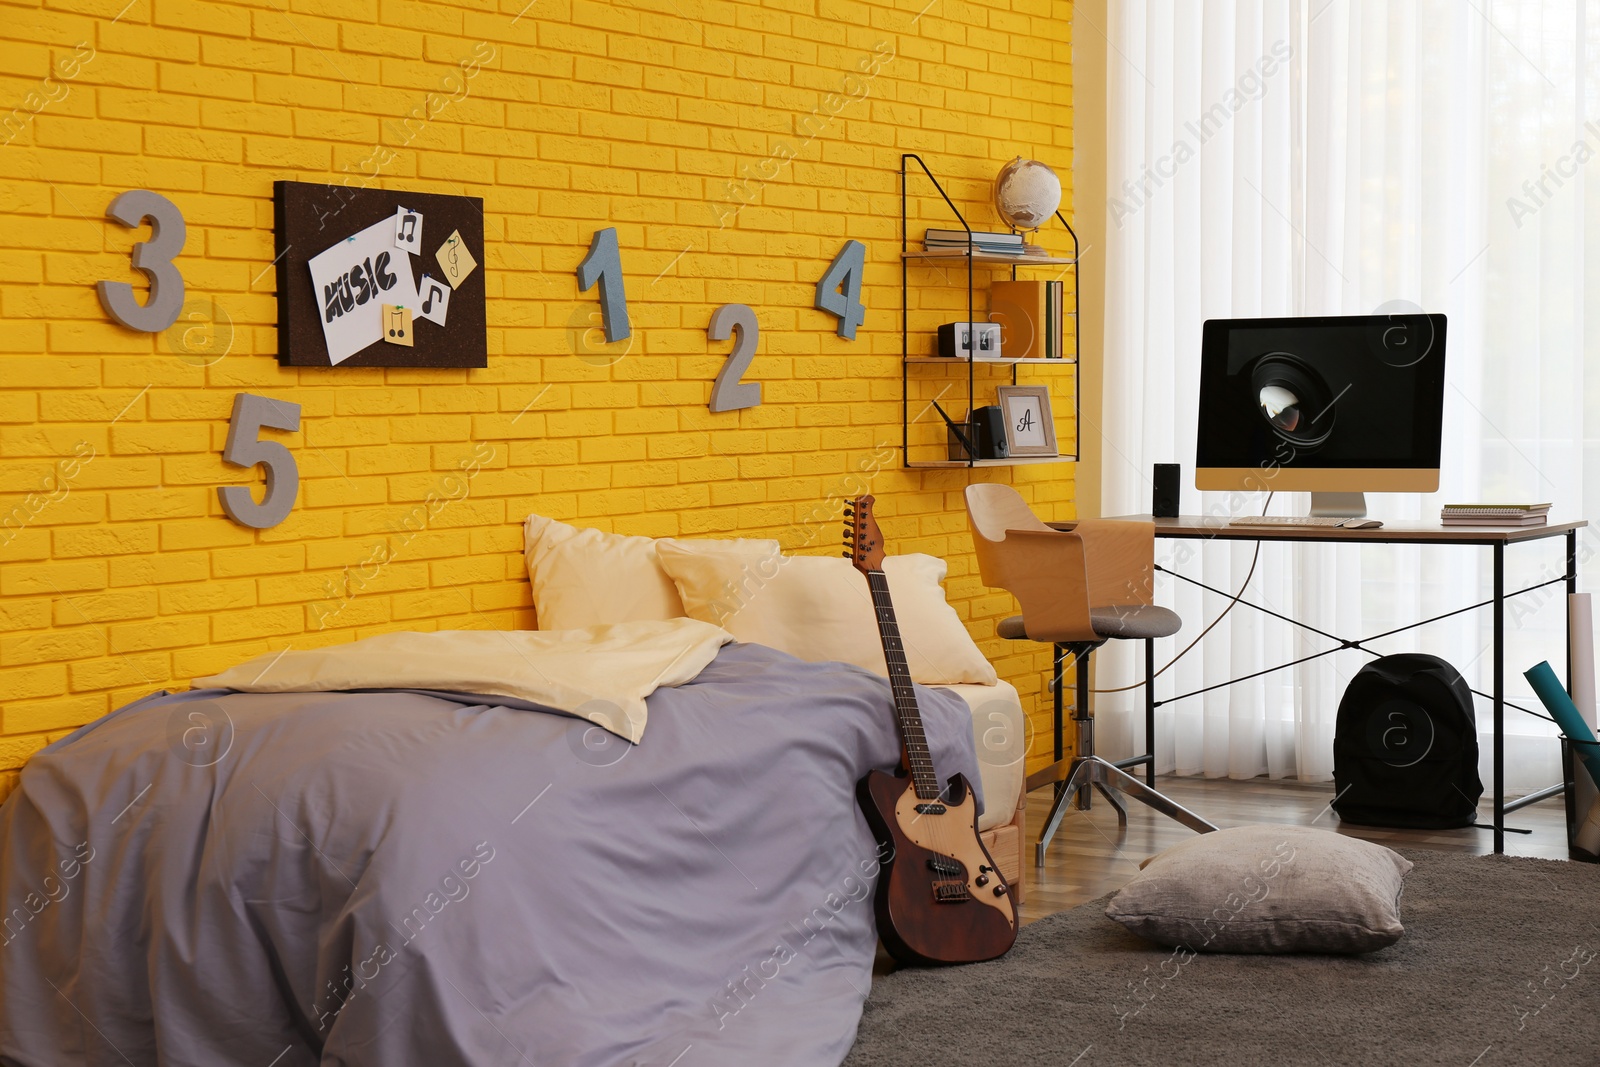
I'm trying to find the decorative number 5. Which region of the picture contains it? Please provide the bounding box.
[218,393,301,529]
[576,226,630,342]
[707,304,761,413]
[96,190,187,333]
[815,239,866,339]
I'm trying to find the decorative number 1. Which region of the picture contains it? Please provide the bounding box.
[576,226,630,343]
[815,239,866,339]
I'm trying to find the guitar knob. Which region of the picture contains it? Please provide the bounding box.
[975,874,989,888]
[992,884,1008,897]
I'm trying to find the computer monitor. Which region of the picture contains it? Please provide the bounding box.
[1194,313,1448,517]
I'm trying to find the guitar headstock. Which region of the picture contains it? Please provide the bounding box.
[843,495,885,575]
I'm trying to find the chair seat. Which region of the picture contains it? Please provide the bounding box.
[997,604,1181,643]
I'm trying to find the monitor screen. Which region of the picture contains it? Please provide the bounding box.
[1195,313,1447,493]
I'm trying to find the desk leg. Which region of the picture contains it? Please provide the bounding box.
[1494,543,1505,855]
[1053,643,1065,763]
[1568,530,1579,688]
[1145,636,1156,788]
[1053,643,1066,805]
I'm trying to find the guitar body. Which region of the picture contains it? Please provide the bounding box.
[857,768,1018,966]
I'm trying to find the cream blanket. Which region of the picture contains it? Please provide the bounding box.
[195,619,734,743]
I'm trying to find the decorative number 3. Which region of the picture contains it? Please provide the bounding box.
[219,393,301,529]
[96,190,187,333]
[815,239,866,339]
[707,304,761,412]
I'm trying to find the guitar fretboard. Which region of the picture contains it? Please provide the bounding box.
[866,570,941,800]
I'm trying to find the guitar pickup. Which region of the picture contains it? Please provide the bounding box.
[914,803,947,815]
[926,855,963,877]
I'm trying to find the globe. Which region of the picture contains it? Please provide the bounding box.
[994,157,1062,231]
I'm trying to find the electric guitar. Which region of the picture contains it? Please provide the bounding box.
[846,495,1017,966]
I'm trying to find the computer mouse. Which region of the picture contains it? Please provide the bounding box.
[1340,518,1383,529]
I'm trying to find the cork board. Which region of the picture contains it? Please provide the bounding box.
[273,181,487,368]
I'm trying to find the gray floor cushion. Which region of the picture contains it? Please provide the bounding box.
[1104,824,1413,953]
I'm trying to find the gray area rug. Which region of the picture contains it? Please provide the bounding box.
[845,850,1599,1067]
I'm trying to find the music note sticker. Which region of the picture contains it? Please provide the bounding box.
[394,206,422,253]
[417,274,450,327]
[382,304,414,346]
[434,229,477,289]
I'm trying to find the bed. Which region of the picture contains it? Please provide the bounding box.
[0,518,1030,1066]
[0,624,990,1066]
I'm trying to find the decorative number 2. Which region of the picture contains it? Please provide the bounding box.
[576,226,630,343]
[707,304,761,412]
[96,190,187,333]
[218,393,301,529]
[815,239,866,339]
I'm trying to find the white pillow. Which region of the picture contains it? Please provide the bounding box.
[654,540,997,686]
[522,515,779,631]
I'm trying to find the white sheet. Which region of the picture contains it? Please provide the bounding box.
[195,619,733,743]
[937,680,1026,832]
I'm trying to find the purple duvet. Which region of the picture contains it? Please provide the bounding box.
[0,642,982,1067]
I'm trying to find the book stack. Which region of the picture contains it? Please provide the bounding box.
[923,229,1050,257]
[1440,503,1551,526]
[989,280,1067,359]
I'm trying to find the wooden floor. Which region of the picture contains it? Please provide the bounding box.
[1017,774,1577,925]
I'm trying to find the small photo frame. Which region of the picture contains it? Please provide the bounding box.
[996,385,1057,456]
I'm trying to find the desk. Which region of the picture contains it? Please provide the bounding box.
[1090,515,1588,854]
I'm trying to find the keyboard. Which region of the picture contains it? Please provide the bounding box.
[1226,516,1353,528]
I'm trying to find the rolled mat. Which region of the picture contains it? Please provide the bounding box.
[1525,661,1600,854]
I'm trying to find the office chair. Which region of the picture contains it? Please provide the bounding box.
[964,484,1216,864]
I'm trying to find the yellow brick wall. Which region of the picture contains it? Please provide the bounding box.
[0,0,1076,801]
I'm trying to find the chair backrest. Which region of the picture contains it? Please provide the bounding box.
[965,483,1051,542]
[964,484,1051,593]
[964,483,1095,642]
[964,484,1163,645]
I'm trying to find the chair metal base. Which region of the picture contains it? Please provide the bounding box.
[1030,754,1218,865]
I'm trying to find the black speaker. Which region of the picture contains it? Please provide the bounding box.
[971,406,1008,459]
[1152,463,1180,517]
[941,405,1011,460]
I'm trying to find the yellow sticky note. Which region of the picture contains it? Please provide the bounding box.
[382,304,414,346]
[435,230,478,289]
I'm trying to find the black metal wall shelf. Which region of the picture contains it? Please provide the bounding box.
[900,153,1081,469]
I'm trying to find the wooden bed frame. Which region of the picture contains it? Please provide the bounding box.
[980,786,1028,904]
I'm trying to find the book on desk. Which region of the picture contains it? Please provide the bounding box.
[1441,503,1551,526]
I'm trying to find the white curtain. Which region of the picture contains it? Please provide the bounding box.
[1099,0,1600,794]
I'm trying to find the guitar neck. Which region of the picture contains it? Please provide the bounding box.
[866,570,941,800]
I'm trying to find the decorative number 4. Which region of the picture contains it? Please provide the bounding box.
[219,393,301,529]
[707,304,761,412]
[576,226,630,343]
[815,239,866,339]
[96,190,187,333]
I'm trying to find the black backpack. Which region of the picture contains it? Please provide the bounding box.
[1332,654,1483,829]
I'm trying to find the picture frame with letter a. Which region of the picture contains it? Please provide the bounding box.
[995,385,1057,457]
[273,181,486,368]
